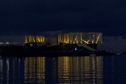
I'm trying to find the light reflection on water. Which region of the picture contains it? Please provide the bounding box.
[24,57,45,84]
[0,55,103,84]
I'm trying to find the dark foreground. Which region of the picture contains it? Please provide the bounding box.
[0,44,115,57]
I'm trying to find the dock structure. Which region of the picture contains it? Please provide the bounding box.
[58,32,102,44]
[24,32,102,50]
[0,32,105,57]
[24,35,45,44]
[57,32,102,51]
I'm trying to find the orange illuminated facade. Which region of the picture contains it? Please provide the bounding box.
[58,32,102,45]
[24,32,102,46]
[24,35,45,44]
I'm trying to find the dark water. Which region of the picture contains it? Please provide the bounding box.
[0,54,125,84]
[104,55,126,84]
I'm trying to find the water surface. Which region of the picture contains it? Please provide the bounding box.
[1,54,124,84]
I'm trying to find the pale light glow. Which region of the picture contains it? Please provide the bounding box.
[96,34,101,44]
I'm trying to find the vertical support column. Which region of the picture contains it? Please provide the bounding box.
[45,57,58,84]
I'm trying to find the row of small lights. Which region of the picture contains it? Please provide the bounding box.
[0,42,20,45]
[0,42,10,45]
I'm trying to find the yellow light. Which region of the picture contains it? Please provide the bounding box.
[96,34,101,44]
[24,35,45,44]
[82,40,89,44]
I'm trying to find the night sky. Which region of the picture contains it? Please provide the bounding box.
[0,0,126,35]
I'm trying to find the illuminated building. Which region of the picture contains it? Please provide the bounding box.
[58,32,102,45]
[24,32,102,46]
[24,35,45,44]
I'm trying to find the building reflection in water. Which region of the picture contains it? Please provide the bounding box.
[0,56,103,84]
[58,56,103,84]
[24,57,45,84]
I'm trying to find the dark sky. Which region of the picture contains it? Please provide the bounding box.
[0,0,126,35]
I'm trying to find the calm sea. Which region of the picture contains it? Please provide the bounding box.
[0,54,125,84]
